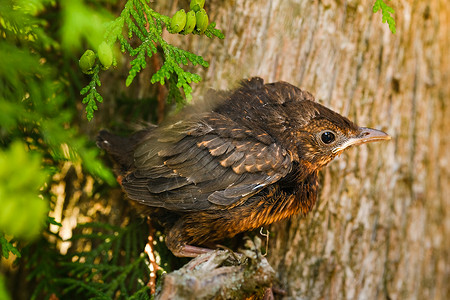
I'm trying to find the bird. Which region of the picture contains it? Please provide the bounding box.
[97,77,390,257]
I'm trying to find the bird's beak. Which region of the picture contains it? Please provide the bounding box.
[332,127,391,153]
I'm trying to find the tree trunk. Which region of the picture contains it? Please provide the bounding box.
[155,0,449,299]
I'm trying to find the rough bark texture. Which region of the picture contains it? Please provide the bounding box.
[153,0,449,299]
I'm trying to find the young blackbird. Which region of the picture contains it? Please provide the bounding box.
[97,77,390,257]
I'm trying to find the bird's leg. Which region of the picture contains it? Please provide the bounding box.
[145,219,160,294]
[165,223,215,257]
[171,244,214,258]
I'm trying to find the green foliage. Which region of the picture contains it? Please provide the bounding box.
[81,65,104,121]
[0,274,11,300]
[20,223,62,298]
[80,0,224,120]
[0,141,48,240]
[0,0,115,248]
[56,221,150,299]
[0,233,21,259]
[0,0,116,177]
[373,0,396,34]
[60,0,113,52]
[20,219,153,299]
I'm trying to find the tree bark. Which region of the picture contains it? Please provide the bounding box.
[154,0,449,299]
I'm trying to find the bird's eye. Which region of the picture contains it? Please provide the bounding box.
[321,131,335,144]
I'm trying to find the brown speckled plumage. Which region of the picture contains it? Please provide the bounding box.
[97,77,390,257]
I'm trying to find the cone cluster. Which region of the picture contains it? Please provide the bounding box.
[170,0,209,34]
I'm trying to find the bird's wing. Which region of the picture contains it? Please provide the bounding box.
[121,113,294,212]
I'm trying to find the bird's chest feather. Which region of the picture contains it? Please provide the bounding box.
[178,170,320,245]
[239,169,319,228]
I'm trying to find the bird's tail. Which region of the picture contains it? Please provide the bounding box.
[96,129,151,173]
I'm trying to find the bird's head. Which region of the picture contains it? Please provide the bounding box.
[289,100,391,169]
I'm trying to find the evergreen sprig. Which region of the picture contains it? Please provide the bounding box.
[81,66,103,121]
[0,233,20,259]
[373,0,396,34]
[80,0,224,120]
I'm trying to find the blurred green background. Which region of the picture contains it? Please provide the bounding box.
[0,1,173,298]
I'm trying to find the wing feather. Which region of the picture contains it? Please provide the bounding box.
[121,112,293,212]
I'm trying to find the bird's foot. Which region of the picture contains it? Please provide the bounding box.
[216,244,243,263]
